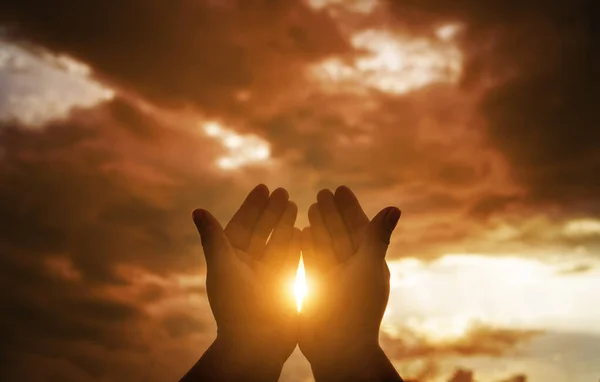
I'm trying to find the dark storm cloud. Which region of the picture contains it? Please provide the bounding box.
[0,98,244,279]
[0,99,254,380]
[387,0,600,213]
[0,0,351,115]
[249,85,521,257]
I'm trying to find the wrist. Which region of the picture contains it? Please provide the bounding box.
[180,336,285,382]
[214,334,287,371]
[308,340,382,381]
[308,341,402,382]
[216,323,294,364]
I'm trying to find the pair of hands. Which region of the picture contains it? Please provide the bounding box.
[182,185,402,382]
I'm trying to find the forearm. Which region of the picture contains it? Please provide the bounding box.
[309,345,403,382]
[179,337,285,382]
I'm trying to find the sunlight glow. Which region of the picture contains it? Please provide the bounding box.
[294,256,307,312]
[0,39,114,126]
[435,23,462,41]
[309,27,462,95]
[202,121,271,170]
[563,218,600,238]
[384,254,600,339]
[305,0,378,14]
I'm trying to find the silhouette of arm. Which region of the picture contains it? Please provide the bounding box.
[179,337,284,382]
[299,186,404,382]
[309,345,403,382]
[180,185,301,382]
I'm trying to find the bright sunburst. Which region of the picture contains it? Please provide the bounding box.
[294,255,307,312]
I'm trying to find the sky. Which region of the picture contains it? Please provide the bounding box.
[0,0,598,381]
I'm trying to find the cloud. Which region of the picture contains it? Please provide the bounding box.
[3,0,566,260]
[0,39,113,126]
[416,369,527,382]
[385,0,600,214]
[0,0,351,115]
[379,321,537,382]
[0,98,267,380]
[381,323,540,361]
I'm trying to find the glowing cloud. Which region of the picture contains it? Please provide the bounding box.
[202,121,271,170]
[0,39,114,127]
[384,254,600,341]
[305,0,378,14]
[563,218,600,238]
[309,27,462,95]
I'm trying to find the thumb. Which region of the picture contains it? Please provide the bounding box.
[363,206,401,257]
[192,209,230,265]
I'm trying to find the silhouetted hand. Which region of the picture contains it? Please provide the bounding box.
[180,185,300,382]
[299,186,403,382]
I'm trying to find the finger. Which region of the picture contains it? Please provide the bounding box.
[307,203,336,269]
[285,227,302,281]
[300,227,326,319]
[334,185,369,250]
[262,201,298,267]
[317,189,354,262]
[247,187,290,257]
[224,184,269,250]
[285,228,302,312]
[300,226,316,276]
[192,209,233,267]
[360,206,401,259]
[300,227,316,304]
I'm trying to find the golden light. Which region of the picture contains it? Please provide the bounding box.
[0,39,114,126]
[308,28,463,95]
[294,255,307,312]
[202,121,271,170]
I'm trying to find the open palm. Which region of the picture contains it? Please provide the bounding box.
[299,186,401,372]
[192,184,301,366]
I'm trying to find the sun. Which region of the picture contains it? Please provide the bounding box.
[294,255,307,312]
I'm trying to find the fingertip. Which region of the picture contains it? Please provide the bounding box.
[385,207,401,231]
[253,183,270,196]
[271,187,289,201]
[334,185,350,197]
[192,209,207,227]
[316,188,333,203]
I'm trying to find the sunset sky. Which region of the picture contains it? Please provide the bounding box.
[0,0,599,381]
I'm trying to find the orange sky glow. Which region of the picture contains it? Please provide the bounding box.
[0,0,598,381]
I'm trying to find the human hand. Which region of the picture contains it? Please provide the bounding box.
[184,184,300,381]
[299,186,402,381]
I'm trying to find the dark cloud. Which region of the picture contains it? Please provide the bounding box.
[386,0,600,214]
[0,0,351,115]
[448,369,474,382]
[0,99,255,380]
[0,98,244,279]
[382,323,541,361]
[496,375,527,382]
[246,85,522,257]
